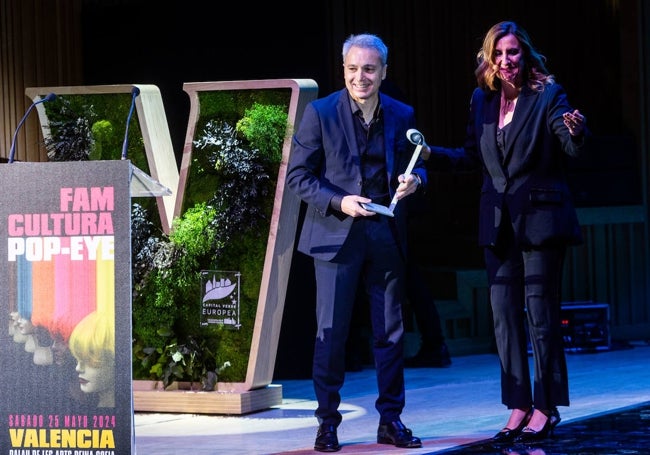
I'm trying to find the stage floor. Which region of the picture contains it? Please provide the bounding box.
[134,341,650,454]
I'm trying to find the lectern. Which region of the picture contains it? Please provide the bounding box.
[0,160,169,454]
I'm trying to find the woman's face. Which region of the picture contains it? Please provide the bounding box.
[494,33,523,87]
[75,355,115,394]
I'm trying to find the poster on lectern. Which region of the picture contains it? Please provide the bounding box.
[0,160,133,454]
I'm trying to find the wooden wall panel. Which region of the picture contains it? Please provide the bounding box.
[0,0,82,162]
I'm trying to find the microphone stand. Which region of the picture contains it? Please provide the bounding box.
[8,93,56,163]
[121,86,140,160]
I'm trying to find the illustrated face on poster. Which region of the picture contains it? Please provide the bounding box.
[69,311,116,408]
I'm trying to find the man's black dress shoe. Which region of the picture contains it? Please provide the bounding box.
[377,420,422,448]
[314,424,340,452]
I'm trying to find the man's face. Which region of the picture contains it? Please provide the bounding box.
[343,46,386,103]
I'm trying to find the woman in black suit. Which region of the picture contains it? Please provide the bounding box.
[426,21,588,443]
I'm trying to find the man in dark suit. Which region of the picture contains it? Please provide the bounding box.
[286,33,426,452]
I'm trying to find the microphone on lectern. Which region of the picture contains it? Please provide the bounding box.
[121,86,140,160]
[8,93,57,163]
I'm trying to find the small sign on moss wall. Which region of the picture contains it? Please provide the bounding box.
[200,270,241,329]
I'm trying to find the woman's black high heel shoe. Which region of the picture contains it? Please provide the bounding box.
[549,407,561,428]
[514,408,561,443]
[491,409,533,443]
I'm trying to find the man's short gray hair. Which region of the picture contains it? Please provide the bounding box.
[342,33,388,65]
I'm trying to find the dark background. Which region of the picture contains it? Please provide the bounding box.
[78,0,645,379]
[80,1,637,158]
